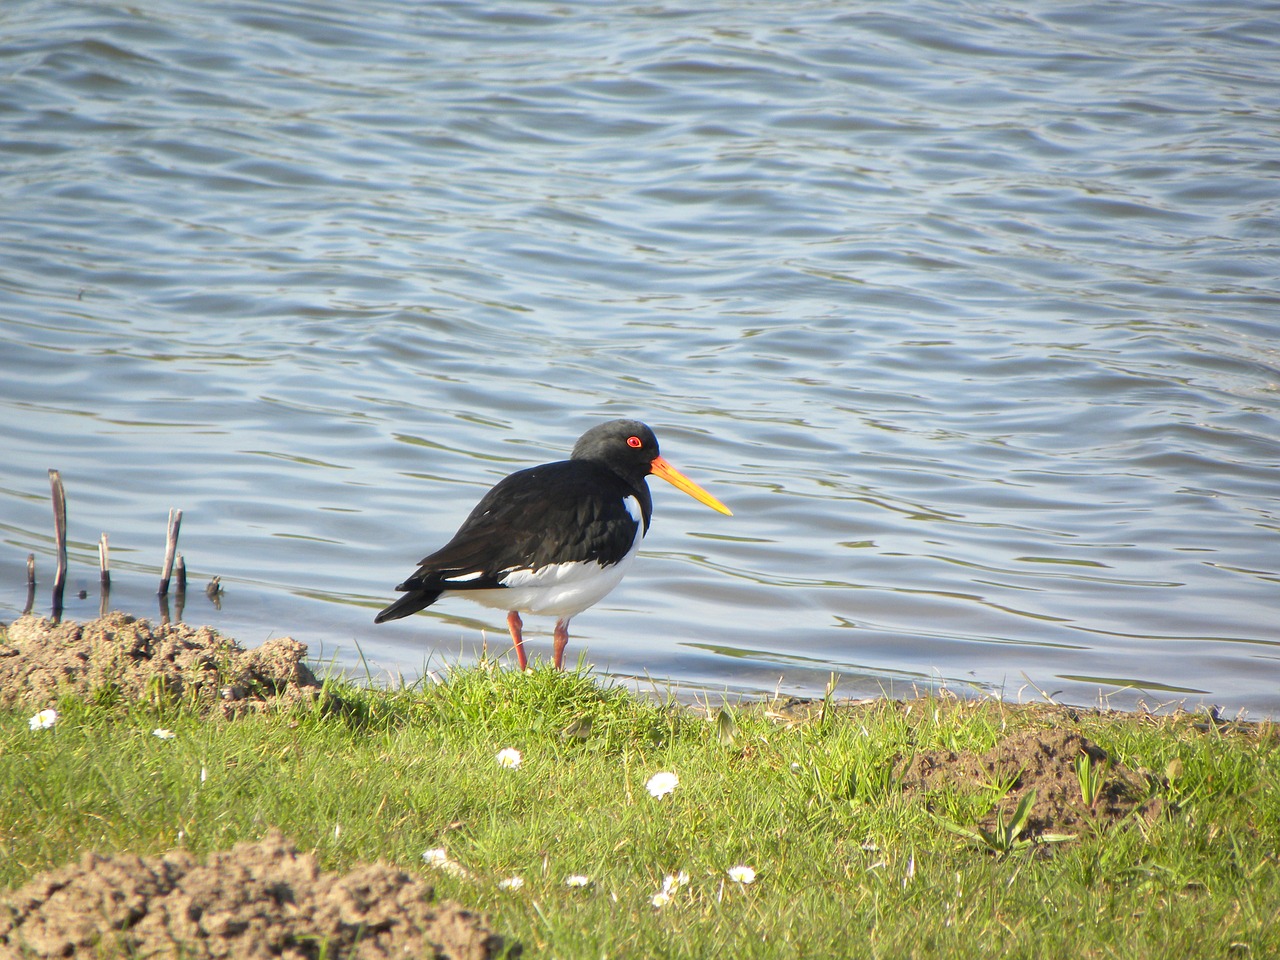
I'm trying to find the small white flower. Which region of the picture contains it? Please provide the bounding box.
[645,771,678,799]
[662,871,689,894]
[727,865,756,885]
[498,876,524,891]
[28,709,58,730]
[153,728,176,740]
[651,890,672,908]
[564,874,591,888]
[495,747,523,769]
[422,848,471,879]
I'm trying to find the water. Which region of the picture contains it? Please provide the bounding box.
[3,0,1278,715]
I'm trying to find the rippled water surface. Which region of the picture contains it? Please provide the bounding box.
[3,0,1278,714]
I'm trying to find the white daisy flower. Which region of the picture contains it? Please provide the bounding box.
[28,709,58,730]
[564,874,591,888]
[645,771,678,799]
[662,870,690,894]
[727,865,756,885]
[495,747,523,769]
[153,728,176,740]
[498,876,524,890]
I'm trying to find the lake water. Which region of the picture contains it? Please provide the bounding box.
[3,0,1278,716]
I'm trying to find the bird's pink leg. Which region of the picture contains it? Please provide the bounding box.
[507,611,528,671]
[552,617,571,670]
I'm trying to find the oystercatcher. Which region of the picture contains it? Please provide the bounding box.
[374,419,731,670]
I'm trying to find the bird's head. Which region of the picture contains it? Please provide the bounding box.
[572,419,732,515]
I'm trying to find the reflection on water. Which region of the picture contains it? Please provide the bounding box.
[2,0,1279,715]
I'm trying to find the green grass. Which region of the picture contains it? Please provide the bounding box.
[2,661,1278,959]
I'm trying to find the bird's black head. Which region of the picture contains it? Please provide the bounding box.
[570,419,659,478]
[570,419,732,515]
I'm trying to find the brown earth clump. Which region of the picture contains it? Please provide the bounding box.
[901,725,1163,836]
[0,830,511,960]
[0,613,319,716]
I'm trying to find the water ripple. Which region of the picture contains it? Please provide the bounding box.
[2,0,1278,714]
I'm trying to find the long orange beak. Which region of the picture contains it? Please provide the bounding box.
[650,455,732,516]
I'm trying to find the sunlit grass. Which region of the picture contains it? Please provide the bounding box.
[1,661,1277,959]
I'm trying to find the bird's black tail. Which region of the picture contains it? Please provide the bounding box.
[373,588,443,624]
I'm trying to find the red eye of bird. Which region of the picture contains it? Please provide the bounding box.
[627,436,642,448]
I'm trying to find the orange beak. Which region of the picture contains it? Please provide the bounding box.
[650,455,733,516]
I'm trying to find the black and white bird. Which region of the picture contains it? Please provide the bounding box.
[374,419,731,669]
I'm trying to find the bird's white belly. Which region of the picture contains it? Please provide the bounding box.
[444,500,644,618]
[448,552,634,617]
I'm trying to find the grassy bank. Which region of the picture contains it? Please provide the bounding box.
[3,654,1278,958]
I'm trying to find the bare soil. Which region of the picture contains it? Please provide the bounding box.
[0,830,510,960]
[900,725,1163,837]
[0,612,319,716]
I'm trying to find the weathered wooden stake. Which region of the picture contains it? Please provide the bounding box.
[49,470,67,621]
[174,553,187,622]
[158,508,183,596]
[99,534,111,618]
[24,553,35,615]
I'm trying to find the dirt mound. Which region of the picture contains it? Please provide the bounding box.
[902,726,1162,836]
[0,613,319,716]
[0,830,512,960]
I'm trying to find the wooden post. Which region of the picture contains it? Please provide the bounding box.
[49,470,67,621]
[158,508,182,596]
[24,553,35,615]
[99,533,110,588]
[99,533,111,618]
[174,553,187,623]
